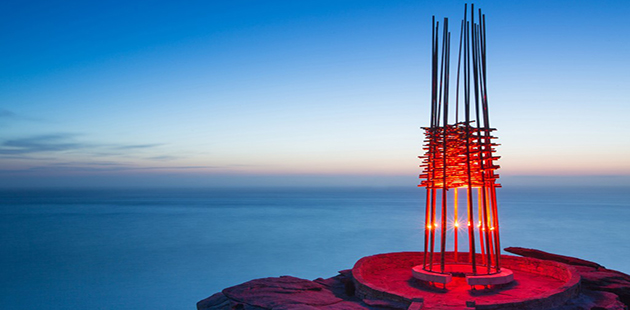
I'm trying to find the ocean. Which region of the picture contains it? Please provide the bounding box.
[1,186,629,310]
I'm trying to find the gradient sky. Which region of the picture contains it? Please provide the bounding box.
[1,0,629,188]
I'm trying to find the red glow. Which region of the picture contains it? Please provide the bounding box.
[420,124,503,275]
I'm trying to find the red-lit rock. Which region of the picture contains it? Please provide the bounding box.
[504,247,604,269]
[198,249,630,310]
[505,247,630,308]
[197,274,377,310]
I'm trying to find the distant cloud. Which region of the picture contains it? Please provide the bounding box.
[0,134,85,155]
[0,134,164,156]
[0,133,215,173]
[0,133,202,176]
[148,155,178,161]
[114,144,163,150]
[50,161,124,167]
[227,164,259,167]
[11,164,219,173]
[0,154,59,160]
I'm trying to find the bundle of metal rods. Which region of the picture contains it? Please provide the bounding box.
[419,4,502,275]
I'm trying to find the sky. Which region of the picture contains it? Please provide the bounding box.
[1,0,629,188]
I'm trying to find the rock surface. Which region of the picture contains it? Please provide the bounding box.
[198,249,630,310]
[505,247,630,308]
[197,271,376,310]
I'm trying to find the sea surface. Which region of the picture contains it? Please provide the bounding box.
[1,186,629,310]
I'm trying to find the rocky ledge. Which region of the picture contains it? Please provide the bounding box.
[197,248,630,310]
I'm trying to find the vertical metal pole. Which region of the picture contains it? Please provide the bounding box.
[476,22,492,274]
[490,185,501,270]
[425,16,439,271]
[479,12,501,272]
[477,188,485,261]
[488,186,498,270]
[436,20,447,125]
[470,7,493,274]
[485,186,494,266]
[431,20,439,127]
[463,4,476,274]
[429,187,436,270]
[439,18,450,273]
[455,19,464,124]
[423,186,431,269]
[423,16,437,271]
[429,17,444,272]
[454,188,459,261]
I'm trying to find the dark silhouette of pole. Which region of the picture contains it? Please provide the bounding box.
[440,18,450,272]
[464,4,477,274]
[423,16,436,270]
[455,19,464,124]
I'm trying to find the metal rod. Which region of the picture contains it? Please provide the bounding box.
[463,17,476,274]
[481,13,502,270]
[485,186,494,267]
[436,19,447,126]
[455,19,464,124]
[429,187,436,270]
[454,188,459,261]
[431,19,439,127]
[477,188,485,262]
[423,15,437,270]
[422,187,431,270]
[486,186,497,269]
[474,22,493,274]
[440,18,450,273]
[428,17,441,271]
[491,184,501,270]
[470,7,492,273]
[478,9,500,272]
[463,3,476,274]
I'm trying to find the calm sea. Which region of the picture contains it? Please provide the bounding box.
[1,186,629,310]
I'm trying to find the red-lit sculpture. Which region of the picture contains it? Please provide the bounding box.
[414,5,510,286]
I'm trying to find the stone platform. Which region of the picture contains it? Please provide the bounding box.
[353,252,580,309]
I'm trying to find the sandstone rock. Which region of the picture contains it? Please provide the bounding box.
[551,289,625,310]
[197,275,372,310]
[505,247,630,308]
[576,267,630,307]
[196,291,266,310]
[504,247,604,269]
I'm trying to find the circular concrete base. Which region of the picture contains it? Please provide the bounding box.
[411,264,514,286]
[352,252,580,309]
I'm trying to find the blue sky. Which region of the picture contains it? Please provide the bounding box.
[1,0,629,188]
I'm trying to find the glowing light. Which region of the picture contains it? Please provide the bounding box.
[447,218,462,231]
